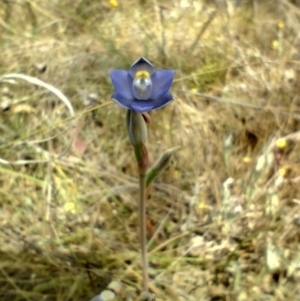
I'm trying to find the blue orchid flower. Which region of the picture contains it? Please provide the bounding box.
[109,57,175,113]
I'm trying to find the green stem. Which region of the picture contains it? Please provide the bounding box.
[138,170,149,292]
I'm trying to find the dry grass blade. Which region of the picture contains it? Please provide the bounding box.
[0,73,75,165]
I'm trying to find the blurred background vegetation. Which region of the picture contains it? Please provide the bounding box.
[1,0,300,300]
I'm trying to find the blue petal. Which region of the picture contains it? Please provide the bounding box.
[150,91,174,109]
[150,70,175,99]
[129,57,155,78]
[110,70,134,99]
[130,92,174,113]
[110,92,133,109]
[130,101,156,113]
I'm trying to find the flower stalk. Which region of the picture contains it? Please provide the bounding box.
[126,110,149,291]
[138,163,148,292]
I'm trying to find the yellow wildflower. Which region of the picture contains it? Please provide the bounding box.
[276,138,286,149]
[64,202,76,214]
[278,168,286,176]
[278,21,285,29]
[109,0,118,8]
[272,40,279,50]
[243,156,251,163]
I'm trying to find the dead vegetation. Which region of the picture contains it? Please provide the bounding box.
[0,0,300,300]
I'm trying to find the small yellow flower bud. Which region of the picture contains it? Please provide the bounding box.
[64,202,76,214]
[278,21,285,29]
[272,40,279,50]
[109,0,118,8]
[276,138,286,149]
[243,156,251,163]
[278,168,286,176]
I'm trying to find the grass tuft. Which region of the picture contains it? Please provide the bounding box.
[1,0,300,300]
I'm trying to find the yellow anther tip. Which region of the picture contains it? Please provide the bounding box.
[135,70,150,79]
